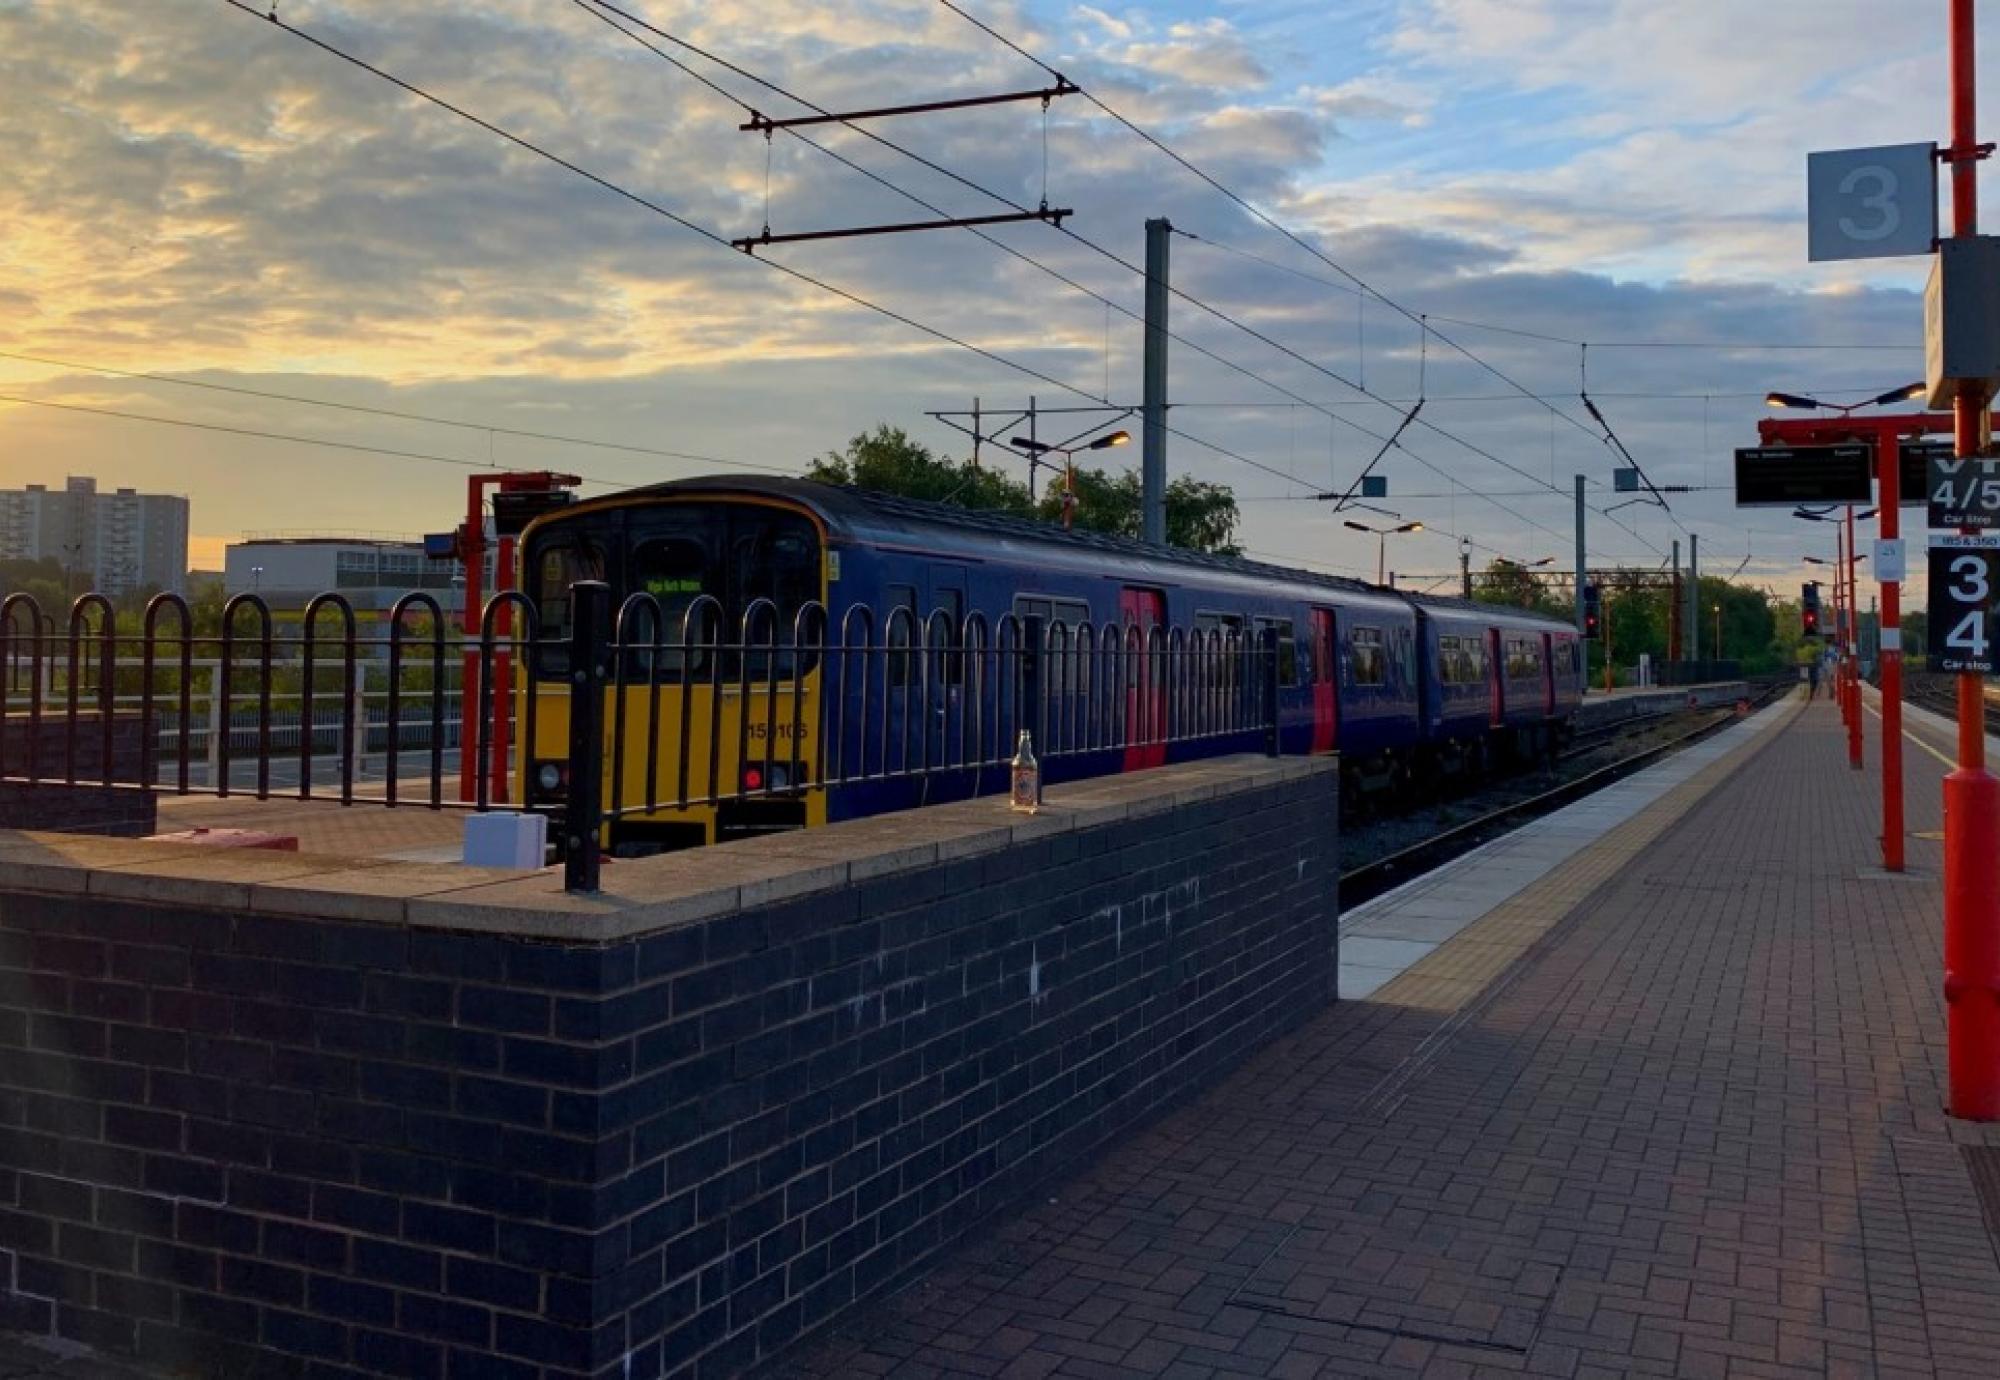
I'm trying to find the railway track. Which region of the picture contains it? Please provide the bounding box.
[1898,669,2000,732]
[1338,677,1792,910]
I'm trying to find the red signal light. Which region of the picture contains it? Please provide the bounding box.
[743,767,764,791]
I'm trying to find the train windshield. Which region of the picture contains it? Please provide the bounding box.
[526,502,822,679]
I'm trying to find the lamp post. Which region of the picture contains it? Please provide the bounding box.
[1713,603,1722,661]
[1796,505,1875,769]
[1011,429,1132,532]
[1771,385,1928,874]
[1343,519,1425,586]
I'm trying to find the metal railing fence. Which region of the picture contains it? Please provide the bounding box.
[2,583,1283,892]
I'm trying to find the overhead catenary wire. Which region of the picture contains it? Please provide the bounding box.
[0,347,765,473]
[221,0,1660,569]
[562,0,1613,557]
[931,2,1674,553]
[213,0,1336,511]
[0,391,622,483]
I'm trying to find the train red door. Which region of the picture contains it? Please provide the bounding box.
[1120,587,1167,771]
[1487,628,1505,727]
[1309,608,1337,753]
[1540,632,1556,715]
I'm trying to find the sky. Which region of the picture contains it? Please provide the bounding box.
[0,0,1980,604]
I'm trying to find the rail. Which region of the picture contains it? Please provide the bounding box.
[1,583,1284,893]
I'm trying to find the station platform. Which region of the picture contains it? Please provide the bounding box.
[777,693,2000,1379]
[1576,681,1749,734]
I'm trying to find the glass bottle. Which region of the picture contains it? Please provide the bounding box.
[1009,729,1041,814]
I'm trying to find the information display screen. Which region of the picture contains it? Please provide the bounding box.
[1734,444,1873,507]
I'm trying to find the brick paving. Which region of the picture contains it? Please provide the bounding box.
[776,699,2000,1378]
[151,793,465,858]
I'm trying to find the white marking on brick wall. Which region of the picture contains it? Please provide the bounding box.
[1028,945,1043,1006]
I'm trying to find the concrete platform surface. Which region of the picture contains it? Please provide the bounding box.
[774,695,2000,1379]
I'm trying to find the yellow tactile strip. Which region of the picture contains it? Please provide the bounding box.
[1369,700,1805,1014]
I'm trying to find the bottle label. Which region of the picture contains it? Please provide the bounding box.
[1010,765,1040,813]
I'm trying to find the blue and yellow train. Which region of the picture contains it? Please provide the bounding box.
[517,476,1583,851]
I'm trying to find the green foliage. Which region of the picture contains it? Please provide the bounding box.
[1472,561,1568,617]
[0,556,70,621]
[809,425,1242,554]
[808,425,1033,515]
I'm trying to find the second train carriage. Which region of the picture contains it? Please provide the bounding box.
[515,475,1584,853]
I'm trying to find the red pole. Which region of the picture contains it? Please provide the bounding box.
[1945,0,2000,1122]
[1846,504,1862,768]
[458,477,485,804]
[1881,437,1905,870]
[491,533,514,806]
[1834,524,1849,728]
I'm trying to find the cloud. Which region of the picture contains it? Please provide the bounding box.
[1112,19,1268,91]
[0,0,1951,590]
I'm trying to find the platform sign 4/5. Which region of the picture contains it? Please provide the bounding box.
[1929,453,2000,529]
[1929,534,2000,673]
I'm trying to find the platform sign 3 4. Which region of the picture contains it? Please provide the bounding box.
[1929,534,2000,673]
[1928,454,2000,529]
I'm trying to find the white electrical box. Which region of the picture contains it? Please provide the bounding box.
[463,811,549,870]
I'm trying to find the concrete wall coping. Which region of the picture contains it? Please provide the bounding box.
[0,755,1337,944]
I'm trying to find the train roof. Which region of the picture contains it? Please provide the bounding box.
[1406,590,1576,631]
[551,474,1567,626]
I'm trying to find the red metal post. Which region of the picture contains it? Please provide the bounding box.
[1833,522,1849,728]
[1846,504,1863,768]
[1880,437,1905,870]
[490,533,514,806]
[458,477,485,804]
[1945,0,2000,1121]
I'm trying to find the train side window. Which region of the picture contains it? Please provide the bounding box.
[886,585,919,687]
[1439,634,1470,685]
[1350,626,1385,686]
[1252,616,1298,686]
[1012,594,1089,694]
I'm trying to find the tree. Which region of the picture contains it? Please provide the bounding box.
[809,425,1243,555]
[1472,561,1566,617]
[807,425,1032,515]
[1033,469,1241,555]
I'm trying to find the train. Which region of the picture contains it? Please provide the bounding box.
[514,475,1584,853]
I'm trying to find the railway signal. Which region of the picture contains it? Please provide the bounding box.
[1582,583,1602,639]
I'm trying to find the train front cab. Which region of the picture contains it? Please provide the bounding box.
[518,493,831,854]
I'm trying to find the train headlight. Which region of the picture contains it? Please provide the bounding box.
[535,762,566,794]
[768,763,791,790]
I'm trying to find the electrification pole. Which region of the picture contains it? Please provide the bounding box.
[1573,475,1586,639]
[1881,436,1905,870]
[1944,0,1999,1122]
[1670,540,1683,662]
[1845,505,1862,769]
[1687,532,1701,665]
[1141,217,1171,545]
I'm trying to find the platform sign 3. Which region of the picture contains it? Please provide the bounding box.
[1929,534,2000,673]
[1807,143,1939,263]
[1928,453,2000,529]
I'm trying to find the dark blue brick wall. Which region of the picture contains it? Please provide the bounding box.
[0,766,1336,1378]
